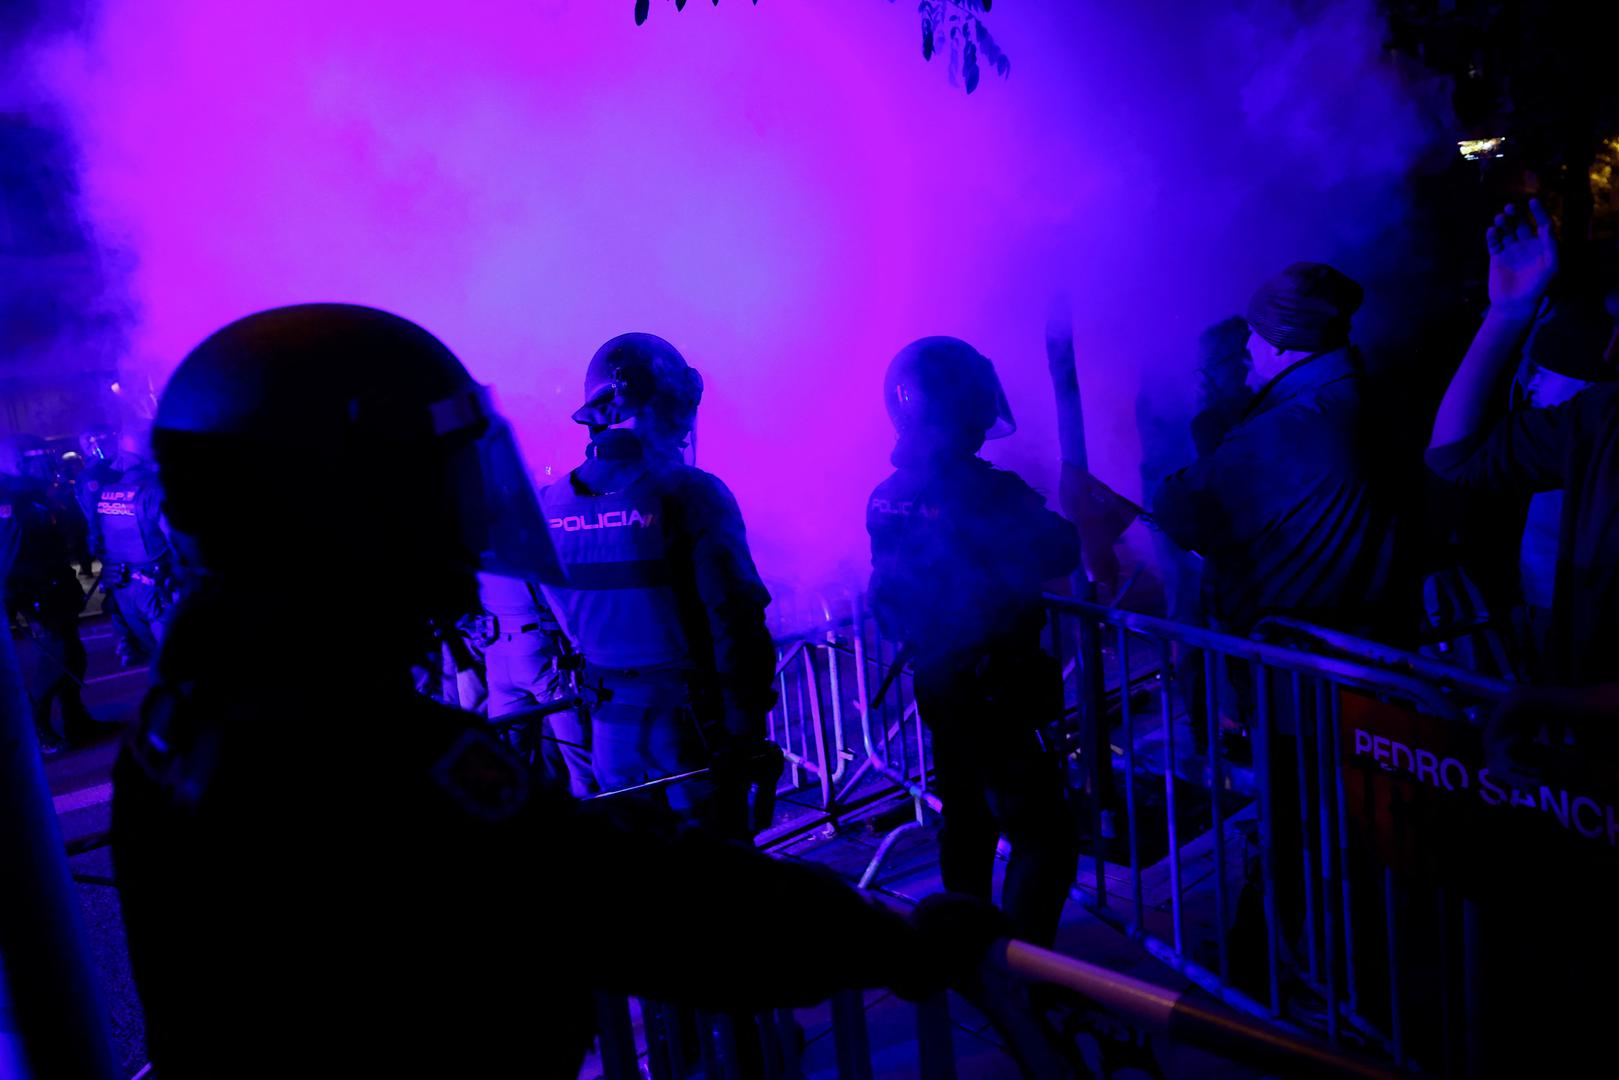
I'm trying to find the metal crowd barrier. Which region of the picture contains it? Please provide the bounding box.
[761,598,940,888]
[1042,594,1549,1078]
[744,593,1595,1077]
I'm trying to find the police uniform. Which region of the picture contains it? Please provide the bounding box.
[538,430,775,834]
[1,474,92,743]
[867,454,1082,949]
[476,571,595,796]
[88,458,171,659]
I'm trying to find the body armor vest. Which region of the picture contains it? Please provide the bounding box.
[537,467,690,672]
[95,464,168,565]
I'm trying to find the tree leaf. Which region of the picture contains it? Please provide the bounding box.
[635,0,649,24]
[676,0,687,9]
[964,40,979,92]
[922,15,934,60]
[974,20,1010,77]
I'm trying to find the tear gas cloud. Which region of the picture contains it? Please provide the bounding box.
[25,0,1454,613]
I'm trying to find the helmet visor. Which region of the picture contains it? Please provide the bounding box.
[433,387,563,584]
[982,370,1017,440]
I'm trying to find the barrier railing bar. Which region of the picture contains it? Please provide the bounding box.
[1044,597,1484,719]
[1072,608,1110,903]
[776,661,798,790]
[1462,899,1483,1080]
[1294,672,1320,984]
[1316,679,1341,1045]
[1117,624,1145,932]
[825,632,850,784]
[1159,639,1185,957]
[909,696,928,817]
[1205,649,1230,985]
[772,639,808,678]
[1251,616,1514,699]
[803,649,835,811]
[1437,887,1455,1080]
[1254,661,1283,1017]
[1331,685,1359,1017]
[1384,867,1404,1067]
[849,603,938,812]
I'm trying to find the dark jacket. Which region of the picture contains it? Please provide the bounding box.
[1152,347,1401,635]
[1426,382,1619,685]
[866,454,1080,668]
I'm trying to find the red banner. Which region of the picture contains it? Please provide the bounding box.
[1338,690,1619,891]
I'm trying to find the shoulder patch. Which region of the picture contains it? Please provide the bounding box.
[429,728,531,821]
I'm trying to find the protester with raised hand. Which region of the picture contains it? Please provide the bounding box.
[1427,200,1619,689]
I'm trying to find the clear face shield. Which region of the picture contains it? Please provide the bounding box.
[430,386,564,585]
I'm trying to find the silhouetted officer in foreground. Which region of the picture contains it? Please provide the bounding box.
[111,305,996,1077]
[867,337,1083,948]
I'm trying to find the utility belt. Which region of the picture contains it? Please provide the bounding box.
[105,557,171,591]
[469,613,549,644]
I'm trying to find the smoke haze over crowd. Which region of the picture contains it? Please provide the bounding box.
[16,0,1457,605]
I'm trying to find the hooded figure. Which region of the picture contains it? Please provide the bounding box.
[1154,262,1400,635]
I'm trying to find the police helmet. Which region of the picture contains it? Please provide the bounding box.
[883,337,1015,440]
[572,333,703,444]
[154,304,559,587]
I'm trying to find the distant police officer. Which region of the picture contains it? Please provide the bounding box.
[80,421,171,663]
[111,305,993,1077]
[1,435,95,751]
[13,436,94,575]
[867,337,1083,948]
[537,333,779,838]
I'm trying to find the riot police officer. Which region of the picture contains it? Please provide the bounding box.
[110,305,997,1077]
[80,420,171,662]
[866,337,1083,948]
[537,333,778,838]
[1,435,95,751]
[13,436,94,576]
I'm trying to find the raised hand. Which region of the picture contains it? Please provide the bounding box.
[1486,199,1558,316]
